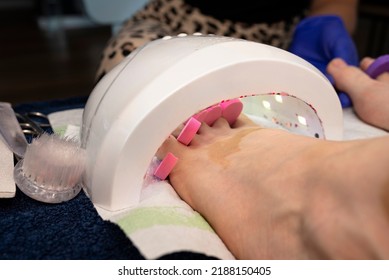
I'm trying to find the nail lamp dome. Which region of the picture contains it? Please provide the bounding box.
[81,35,343,212]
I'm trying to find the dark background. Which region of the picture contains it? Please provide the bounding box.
[0,0,388,105]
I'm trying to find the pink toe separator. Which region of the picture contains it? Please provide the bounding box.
[192,104,222,126]
[177,117,201,145]
[153,152,178,180]
[203,105,222,126]
[192,110,208,123]
[220,98,243,125]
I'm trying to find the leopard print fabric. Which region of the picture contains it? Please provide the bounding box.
[96,0,303,83]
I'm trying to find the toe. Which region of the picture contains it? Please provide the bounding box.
[172,123,185,138]
[212,117,231,128]
[156,135,184,160]
[327,58,376,103]
[197,122,212,135]
[360,57,374,71]
[233,114,258,128]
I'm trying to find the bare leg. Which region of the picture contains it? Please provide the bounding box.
[157,115,389,259]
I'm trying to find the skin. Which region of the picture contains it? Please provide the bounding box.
[156,58,389,259]
[328,57,389,131]
[309,0,359,33]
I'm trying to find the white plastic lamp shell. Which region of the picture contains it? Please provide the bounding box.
[81,35,343,212]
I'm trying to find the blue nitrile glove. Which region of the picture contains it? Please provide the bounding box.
[288,15,359,108]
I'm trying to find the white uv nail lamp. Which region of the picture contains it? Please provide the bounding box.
[81,35,343,212]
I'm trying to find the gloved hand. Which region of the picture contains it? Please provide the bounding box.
[288,15,359,107]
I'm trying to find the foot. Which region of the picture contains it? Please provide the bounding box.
[327,57,389,131]
[157,115,329,259]
[157,109,389,259]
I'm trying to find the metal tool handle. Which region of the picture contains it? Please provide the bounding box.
[0,102,28,159]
